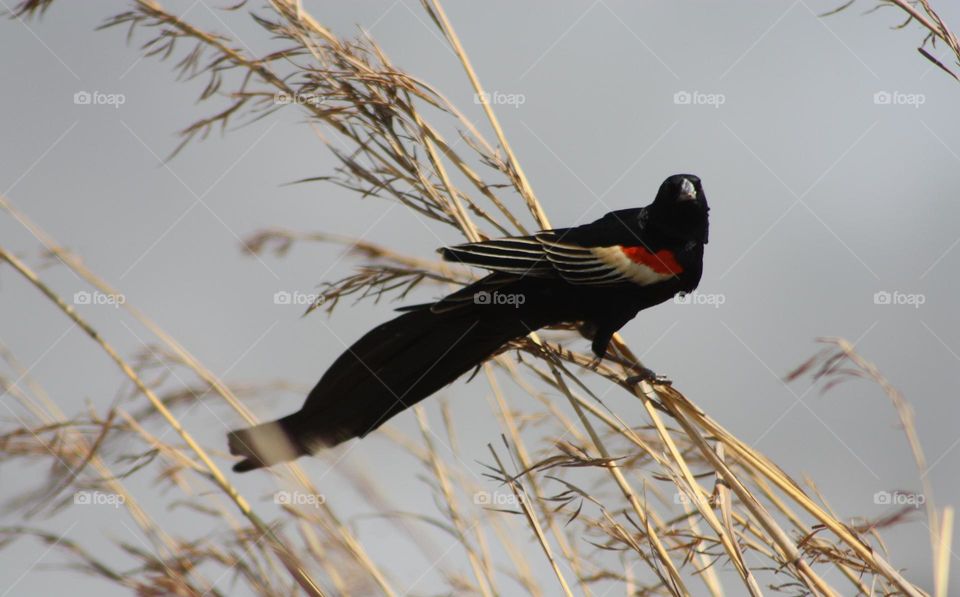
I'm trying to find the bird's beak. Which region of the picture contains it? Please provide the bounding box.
[679,178,697,201]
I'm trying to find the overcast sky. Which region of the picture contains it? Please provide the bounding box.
[2,1,959,594]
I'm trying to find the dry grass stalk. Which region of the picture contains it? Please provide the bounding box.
[828,0,960,79]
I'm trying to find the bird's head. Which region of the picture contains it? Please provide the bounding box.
[647,174,709,244]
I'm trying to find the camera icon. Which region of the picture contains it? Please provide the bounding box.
[74,91,92,105]
[473,291,491,305]
[673,91,692,105]
[274,491,291,505]
[274,291,292,305]
[74,291,92,305]
[873,490,892,505]
[873,91,892,105]
[73,491,92,505]
[473,492,491,505]
[873,291,892,305]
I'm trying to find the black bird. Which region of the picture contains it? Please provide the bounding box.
[228,174,709,472]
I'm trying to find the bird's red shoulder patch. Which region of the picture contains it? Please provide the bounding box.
[620,246,683,275]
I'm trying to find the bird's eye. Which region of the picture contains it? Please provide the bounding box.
[679,178,696,201]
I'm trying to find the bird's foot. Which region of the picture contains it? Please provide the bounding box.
[625,366,672,387]
[578,321,597,341]
[586,355,602,371]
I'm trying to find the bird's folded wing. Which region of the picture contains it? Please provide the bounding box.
[439,230,677,287]
[439,235,554,276]
[535,232,629,285]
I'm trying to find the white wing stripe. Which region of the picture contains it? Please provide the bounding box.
[480,241,544,253]
[492,237,542,246]
[539,244,598,258]
[450,247,543,261]
[539,241,590,253]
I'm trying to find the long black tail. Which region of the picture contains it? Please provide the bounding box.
[228,300,530,472]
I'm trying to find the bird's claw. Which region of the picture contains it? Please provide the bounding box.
[626,367,672,387]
